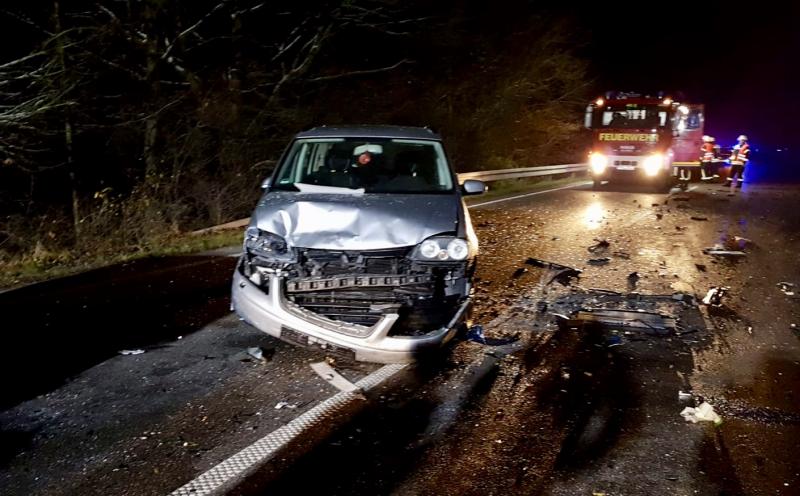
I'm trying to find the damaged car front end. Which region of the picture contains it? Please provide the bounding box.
[231,126,484,363]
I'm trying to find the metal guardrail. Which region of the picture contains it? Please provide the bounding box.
[458,163,587,182]
[192,163,587,235]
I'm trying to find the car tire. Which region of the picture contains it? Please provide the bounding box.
[593,179,602,190]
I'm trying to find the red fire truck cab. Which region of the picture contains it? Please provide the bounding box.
[584,92,705,190]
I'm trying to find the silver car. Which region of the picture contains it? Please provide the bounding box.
[231,126,485,363]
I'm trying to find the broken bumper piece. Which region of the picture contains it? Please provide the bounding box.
[231,270,467,363]
[566,308,676,334]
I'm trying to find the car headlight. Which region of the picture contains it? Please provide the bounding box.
[447,239,469,260]
[590,153,608,174]
[413,237,470,261]
[642,154,664,176]
[244,227,293,261]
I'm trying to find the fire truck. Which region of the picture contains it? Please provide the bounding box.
[584,92,705,190]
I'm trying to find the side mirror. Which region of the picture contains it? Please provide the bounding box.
[462,179,486,196]
[261,177,272,189]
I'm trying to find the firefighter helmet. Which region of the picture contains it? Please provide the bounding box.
[737,134,748,141]
[702,135,713,142]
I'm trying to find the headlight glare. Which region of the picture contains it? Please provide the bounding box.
[643,154,663,176]
[590,153,608,174]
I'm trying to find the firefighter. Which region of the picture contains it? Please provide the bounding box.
[727,134,750,191]
[678,163,692,188]
[700,135,718,181]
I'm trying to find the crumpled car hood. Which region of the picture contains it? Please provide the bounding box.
[252,192,459,250]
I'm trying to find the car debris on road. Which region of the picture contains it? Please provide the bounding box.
[627,272,640,291]
[466,324,520,346]
[119,349,145,356]
[702,287,729,307]
[680,401,723,425]
[777,282,796,296]
[246,346,270,361]
[525,257,582,286]
[588,257,611,266]
[703,246,747,258]
[511,267,528,279]
[567,308,676,334]
[587,238,610,253]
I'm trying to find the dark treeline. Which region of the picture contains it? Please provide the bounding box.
[0,0,590,263]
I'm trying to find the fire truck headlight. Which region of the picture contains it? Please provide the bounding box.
[643,154,664,176]
[590,153,608,174]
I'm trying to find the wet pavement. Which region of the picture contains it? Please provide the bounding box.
[0,254,238,408]
[1,180,799,495]
[260,181,800,496]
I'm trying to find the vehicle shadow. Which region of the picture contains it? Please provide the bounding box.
[536,326,642,469]
[0,254,237,409]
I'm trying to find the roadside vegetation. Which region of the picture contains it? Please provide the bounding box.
[0,1,591,287]
[0,230,242,289]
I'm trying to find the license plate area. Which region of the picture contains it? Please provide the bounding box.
[280,326,357,361]
[616,165,636,170]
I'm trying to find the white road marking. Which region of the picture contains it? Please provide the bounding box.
[310,361,360,393]
[168,363,406,496]
[468,180,593,208]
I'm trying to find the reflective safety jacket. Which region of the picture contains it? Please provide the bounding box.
[700,143,717,162]
[730,143,750,165]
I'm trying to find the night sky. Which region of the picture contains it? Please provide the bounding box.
[578,0,800,149]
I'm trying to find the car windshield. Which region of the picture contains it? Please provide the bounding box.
[597,105,668,129]
[272,138,455,193]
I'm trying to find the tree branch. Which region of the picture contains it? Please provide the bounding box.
[160,0,231,62]
[305,58,412,82]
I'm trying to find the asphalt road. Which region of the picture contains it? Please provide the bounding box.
[1,179,799,496]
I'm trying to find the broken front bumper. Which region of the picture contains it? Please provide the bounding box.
[231,270,469,363]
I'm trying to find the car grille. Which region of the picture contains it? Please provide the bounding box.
[287,247,462,334]
[297,248,410,276]
[289,288,429,328]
